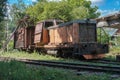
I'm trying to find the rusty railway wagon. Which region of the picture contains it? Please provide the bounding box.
[14,19,109,59]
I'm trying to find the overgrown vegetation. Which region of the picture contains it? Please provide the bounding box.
[0,43,120,79]
[97,28,109,44]
[0,60,119,80]
[1,49,120,67]
[26,0,100,22]
[0,50,60,60]
[0,0,7,47]
[105,46,120,60]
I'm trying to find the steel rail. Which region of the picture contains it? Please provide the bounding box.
[18,59,120,74]
[84,59,120,65]
[0,57,120,74]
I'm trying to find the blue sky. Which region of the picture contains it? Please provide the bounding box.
[8,0,120,17]
[90,0,120,17]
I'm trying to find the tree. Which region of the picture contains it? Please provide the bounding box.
[0,0,7,22]
[10,0,27,23]
[0,0,7,47]
[8,0,28,33]
[67,0,100,19]
[1,0,28,49]
[26,0,100,22]
[70,6,89,19]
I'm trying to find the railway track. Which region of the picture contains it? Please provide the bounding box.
[0,57,120,74]
[19,59,120,74]
[82,59,120,65]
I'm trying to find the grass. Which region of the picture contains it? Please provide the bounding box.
[0,60,119,80]
[0,50,60,60]
[0,49,120,68]
[105,46,120,60]
[0,48,120,79]
[0,47,119,61]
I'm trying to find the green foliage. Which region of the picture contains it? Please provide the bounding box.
[26,0,100,22]
[105,46,120,60]
[8,0,28,32]
[70,6,89,19]
[97,28,109,44]
[10,0,27,21]
[0,21,6,47]
[110,37,120,46]
[7,40,14,51]
[0,0,7,47]
[0,0,7,22]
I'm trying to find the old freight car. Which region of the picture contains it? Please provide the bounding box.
[14,19,109,59]
[14,20,35,51]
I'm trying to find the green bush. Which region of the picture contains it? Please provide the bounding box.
[97,28,109,44]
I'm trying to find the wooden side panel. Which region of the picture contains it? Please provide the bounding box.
[49,26,68,44]
[15,27,25,48]
[24,28,27,48]
[73,23,79,43]
[49,29,55,44]
[61,27,67,43]
[31,27,35,45]
[35,23,43,34]
[67,25,73,43]
[42,28,49,44]
[34,34,41,43]
[16,27,35,49]
[34,23,43,43]
[49,24,80,45]
[15,27,35,49]
[54,26,67,44]
[27,27,35,44]
[54,28,59,44]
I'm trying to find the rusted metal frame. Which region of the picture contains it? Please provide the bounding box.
[77,23,80,54]
[94,24,97,42]
[86,21,90,43]
[21,20,29,49]
[78,23,80,43]
[44,46,73,49]
[79,21,90,54]
[78,24,82,42]
[24,28,27,48]
[29,28,32,46]
[39,24,43,42]
[76,43,105,55]
[100,27,102,44]
[65,25,68,44]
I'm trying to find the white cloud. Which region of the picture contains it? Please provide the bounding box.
[31,0,37,2]
[97,9,119,17]
[88,0,103,3]
[28,0,37,2]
